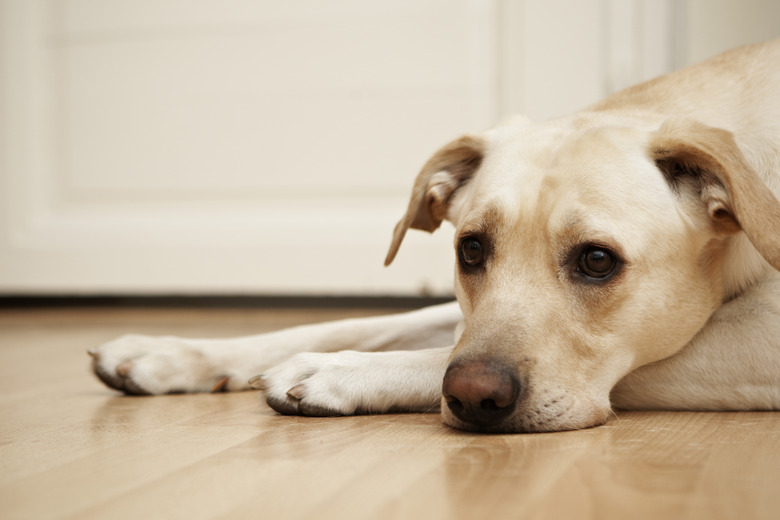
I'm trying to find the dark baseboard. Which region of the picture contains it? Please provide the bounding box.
[0,294,454,310]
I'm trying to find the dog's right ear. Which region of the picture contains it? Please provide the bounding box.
[384,135,486,266]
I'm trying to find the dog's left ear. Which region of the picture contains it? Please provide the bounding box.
[384,135,486,266]
[651,118,780,270]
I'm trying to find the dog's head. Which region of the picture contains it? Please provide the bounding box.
[386,115,780,433]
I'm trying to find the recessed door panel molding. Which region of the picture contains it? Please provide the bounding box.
[1,0,673,295]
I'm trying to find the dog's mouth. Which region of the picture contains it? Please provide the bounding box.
[441,402,610,434]
[440,384,610,434]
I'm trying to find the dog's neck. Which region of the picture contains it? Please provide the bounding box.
[722,233,774,301]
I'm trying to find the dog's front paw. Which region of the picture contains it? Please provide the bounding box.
[254,352,370,416]
[89,335,240,395]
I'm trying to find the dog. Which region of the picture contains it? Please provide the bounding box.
[90,40,780,433]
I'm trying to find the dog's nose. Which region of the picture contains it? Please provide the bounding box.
[442,360,521,428]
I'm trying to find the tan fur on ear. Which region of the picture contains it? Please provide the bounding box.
[384,135,485,266]
[651,118,780,270]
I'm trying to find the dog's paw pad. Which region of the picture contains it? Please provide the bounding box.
[265,392,301,415]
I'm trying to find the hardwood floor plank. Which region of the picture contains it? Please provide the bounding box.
[1,308,779,520]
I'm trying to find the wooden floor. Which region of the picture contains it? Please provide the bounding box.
[1,306,779,520]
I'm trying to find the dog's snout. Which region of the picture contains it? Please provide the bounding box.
[442,360,521,428]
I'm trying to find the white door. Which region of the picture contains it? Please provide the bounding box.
[3,0,773,296]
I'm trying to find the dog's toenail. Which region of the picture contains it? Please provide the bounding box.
[248,375,266,390]
[116,362,132,377]
[211,376,230,392]
[286,384,305,400]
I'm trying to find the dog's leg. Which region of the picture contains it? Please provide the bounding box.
[258,346,454,415]
[90,301,461,395]
[611,272,780,411]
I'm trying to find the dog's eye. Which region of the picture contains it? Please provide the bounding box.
[459,237,485,268]
[578,247,617,279]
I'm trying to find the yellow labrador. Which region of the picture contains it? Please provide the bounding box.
[91,41,780,433]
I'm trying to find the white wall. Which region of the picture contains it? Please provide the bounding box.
[684,0,780,65]
[1,0,777,296]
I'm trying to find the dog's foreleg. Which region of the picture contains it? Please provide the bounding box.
[257,346,454,416]
[90,301,462,395]
[611,272,780,411]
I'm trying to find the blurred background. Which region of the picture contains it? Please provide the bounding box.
[2,0,779,300]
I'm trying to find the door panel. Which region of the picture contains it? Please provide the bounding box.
[1,0,698,296]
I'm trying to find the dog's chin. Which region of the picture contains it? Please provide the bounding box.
[440,400,611,434]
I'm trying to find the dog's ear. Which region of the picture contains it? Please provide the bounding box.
[651,118,780,270]
[384,135,485,266]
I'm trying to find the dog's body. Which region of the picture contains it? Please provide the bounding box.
[91,41,780,433]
